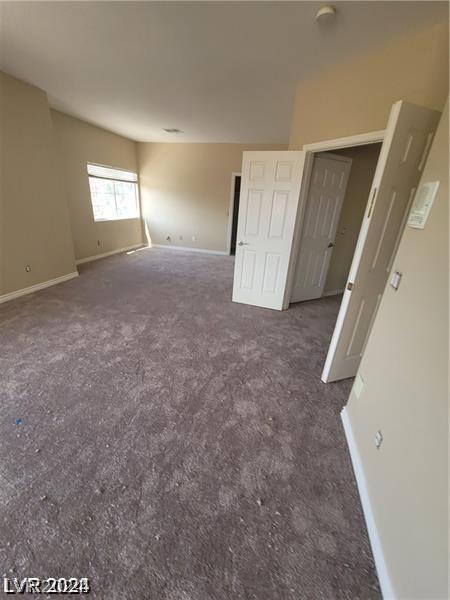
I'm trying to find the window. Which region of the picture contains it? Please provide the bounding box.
[87,163,139,222]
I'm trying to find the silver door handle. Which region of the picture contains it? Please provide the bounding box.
[238,241,249,246]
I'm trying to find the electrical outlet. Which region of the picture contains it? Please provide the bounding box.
[374,430,383,449]
[25,265,32,272]
[192,235,196,242]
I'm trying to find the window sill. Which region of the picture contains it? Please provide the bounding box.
[94,216,141,223]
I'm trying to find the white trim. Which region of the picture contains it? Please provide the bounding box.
[0,271,79,305]
[341,407,395,600]
[323,288,344,297]
[75,244,145,265]
[303,130,385,153]
[151,244,228,256]
[226,172,242,255]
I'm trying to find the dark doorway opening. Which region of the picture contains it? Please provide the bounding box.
[230,175,241,255]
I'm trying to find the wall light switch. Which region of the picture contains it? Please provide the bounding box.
[390,270,402,291]
[374,430,383,449]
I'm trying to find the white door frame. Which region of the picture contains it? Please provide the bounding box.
[283,130,385,309]
[226,172,242,255]
[302,129,386,153]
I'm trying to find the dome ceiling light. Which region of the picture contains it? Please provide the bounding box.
[315,5,337,24]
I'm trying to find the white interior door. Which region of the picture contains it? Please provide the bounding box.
[291,153,352,302]
[322,100,440,382]
[232,151,305,310]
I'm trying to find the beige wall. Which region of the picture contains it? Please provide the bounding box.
[324,144,381,294]
[52,111,142,261]
[345,103,448,598]
[138,143,286,253]
[0,72,76,295]
[289,22,449,149]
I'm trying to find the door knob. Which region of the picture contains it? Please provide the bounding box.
[327,242,335,248]
[238,241,249,246]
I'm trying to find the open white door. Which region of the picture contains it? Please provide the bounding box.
[291,153,352,302]
[232,151,306,310]
[322,100,440,382]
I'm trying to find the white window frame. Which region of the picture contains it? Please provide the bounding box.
[87,163,140,222]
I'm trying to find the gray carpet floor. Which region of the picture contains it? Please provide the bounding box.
[0,248,380,599]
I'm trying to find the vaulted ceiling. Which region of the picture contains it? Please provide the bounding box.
[0,1,447,142]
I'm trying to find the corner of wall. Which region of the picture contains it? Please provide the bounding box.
[0,70,77,296]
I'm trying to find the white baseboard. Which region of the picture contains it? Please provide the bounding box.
[75,244,145,265]
[341,407,395,599]
[0,271,79,305]
[151,244,228,256]
[323,288,345,297]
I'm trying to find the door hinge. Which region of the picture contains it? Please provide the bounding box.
[367,187,377,219]
[347,282,354,291]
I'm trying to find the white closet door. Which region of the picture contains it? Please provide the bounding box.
[291,153,352,302]
[322,101,440,382]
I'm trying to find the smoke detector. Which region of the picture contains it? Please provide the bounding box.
[315,5,336,23]
[163,128,183,134]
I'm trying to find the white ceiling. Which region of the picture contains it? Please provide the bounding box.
[0,1,447,143]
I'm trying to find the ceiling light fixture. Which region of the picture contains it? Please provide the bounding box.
[315,5,336,23]
[163,128,183,134]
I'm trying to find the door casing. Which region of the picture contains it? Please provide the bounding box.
[283,130,386,310]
